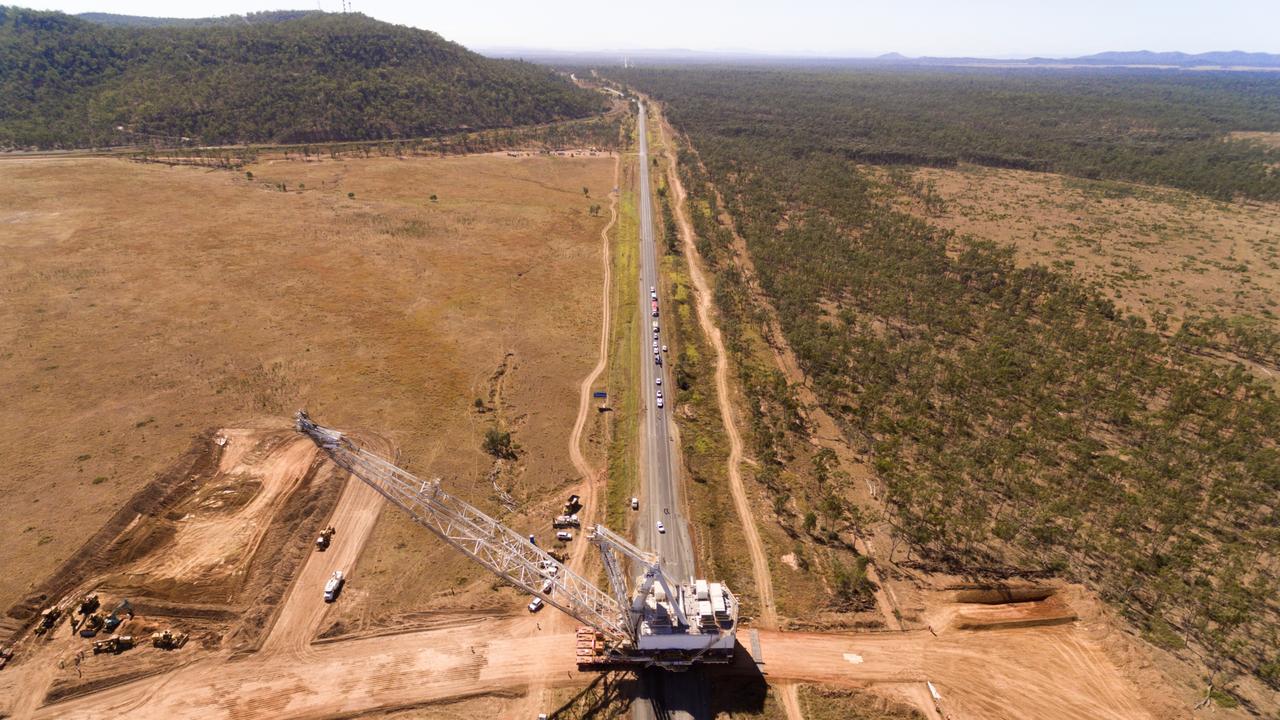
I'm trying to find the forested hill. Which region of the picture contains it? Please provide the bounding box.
[0,7,605,148]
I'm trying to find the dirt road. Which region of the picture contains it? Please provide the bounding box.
[565,153,621,570]
[257,435,390,656]
[654,105,803,720]
[29,615,1150,720]
[517,153,621,720]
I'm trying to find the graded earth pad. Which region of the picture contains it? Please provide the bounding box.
[0,151,615,620]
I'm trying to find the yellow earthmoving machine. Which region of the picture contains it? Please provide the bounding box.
[315,526,336,551]
[79,612,106,638]
[34,606,62,636]
[91,635,135,655]
[150,629,189,650]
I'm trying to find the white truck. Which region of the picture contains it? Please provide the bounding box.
[323,571,345,602]
[552,514,581,529]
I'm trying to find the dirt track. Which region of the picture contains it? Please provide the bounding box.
[257,434,390,655]
[25,617,1151,719]
[656,104,802,720]
[516,153,621,719]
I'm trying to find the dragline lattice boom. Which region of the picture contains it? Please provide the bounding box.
[295,410,633,643]
[295,410,738,669]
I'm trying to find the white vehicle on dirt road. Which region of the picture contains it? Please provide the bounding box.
[656,521,665,534]
[527,597,544,613]
[323,570,345,603]
[655,377,661,385]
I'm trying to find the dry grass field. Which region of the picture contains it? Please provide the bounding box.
[0,151,614,615]
[892,164,1280,334]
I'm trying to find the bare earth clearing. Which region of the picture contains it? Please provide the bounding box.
[892,164,1280,332]
[0,151,614,620]
[0,150,612,718]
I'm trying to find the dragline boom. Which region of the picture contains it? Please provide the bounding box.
[295,410,632,644]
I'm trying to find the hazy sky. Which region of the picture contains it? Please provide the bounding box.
[26,0,1280,57]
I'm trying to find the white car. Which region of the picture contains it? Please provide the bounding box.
[541,578,554,594]
[528,597,544,613]
[650,286,655,293]
[656,389,663,398]
[656,521,666,534]
[631,497,640,510]
[657,397,664,408]
[556,531,573,541]
[662,345,668,353]
[655,377,662,386]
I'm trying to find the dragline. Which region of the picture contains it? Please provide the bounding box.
[295,411,737,669]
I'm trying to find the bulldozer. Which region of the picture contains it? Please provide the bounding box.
[92,635,134,655]
[78,593,100,615]
[34,607,62,636]
[150,629,189,650]
[315,526,336,551]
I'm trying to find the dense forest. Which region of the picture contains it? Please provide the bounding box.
[625,67,1280,200]
[0,7,605,148]
[629,68,1280,701]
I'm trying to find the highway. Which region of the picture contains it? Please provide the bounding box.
[631,101,709,720]
[633,100,696,583]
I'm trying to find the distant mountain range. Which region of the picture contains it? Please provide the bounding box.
[883,50,1280,68]
[485,46,1280,70]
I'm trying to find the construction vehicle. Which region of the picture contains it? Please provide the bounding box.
[91,635,134,655]
[323,570,345,602]
[151,629,189,650]
[553,514,580,529]
[564,494,582,514]
[296,411,737,670]
[79,612,105,638]
[34,606,62,636]
[78,593,100,615]
[315,526,336,551]
[102,599,132,633]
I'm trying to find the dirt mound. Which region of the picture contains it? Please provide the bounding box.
[945,584,1056,604]
[3,427,345,655]
[951,594,1078,631]
[2,430,221,643]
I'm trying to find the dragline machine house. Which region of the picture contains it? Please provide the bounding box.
[295,411,737,669]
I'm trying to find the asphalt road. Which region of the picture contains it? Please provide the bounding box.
[631,101,709,720]
[633,100,697,584]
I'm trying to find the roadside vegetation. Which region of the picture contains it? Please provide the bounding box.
[604,115,641,530]
[628,67,1280,702]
